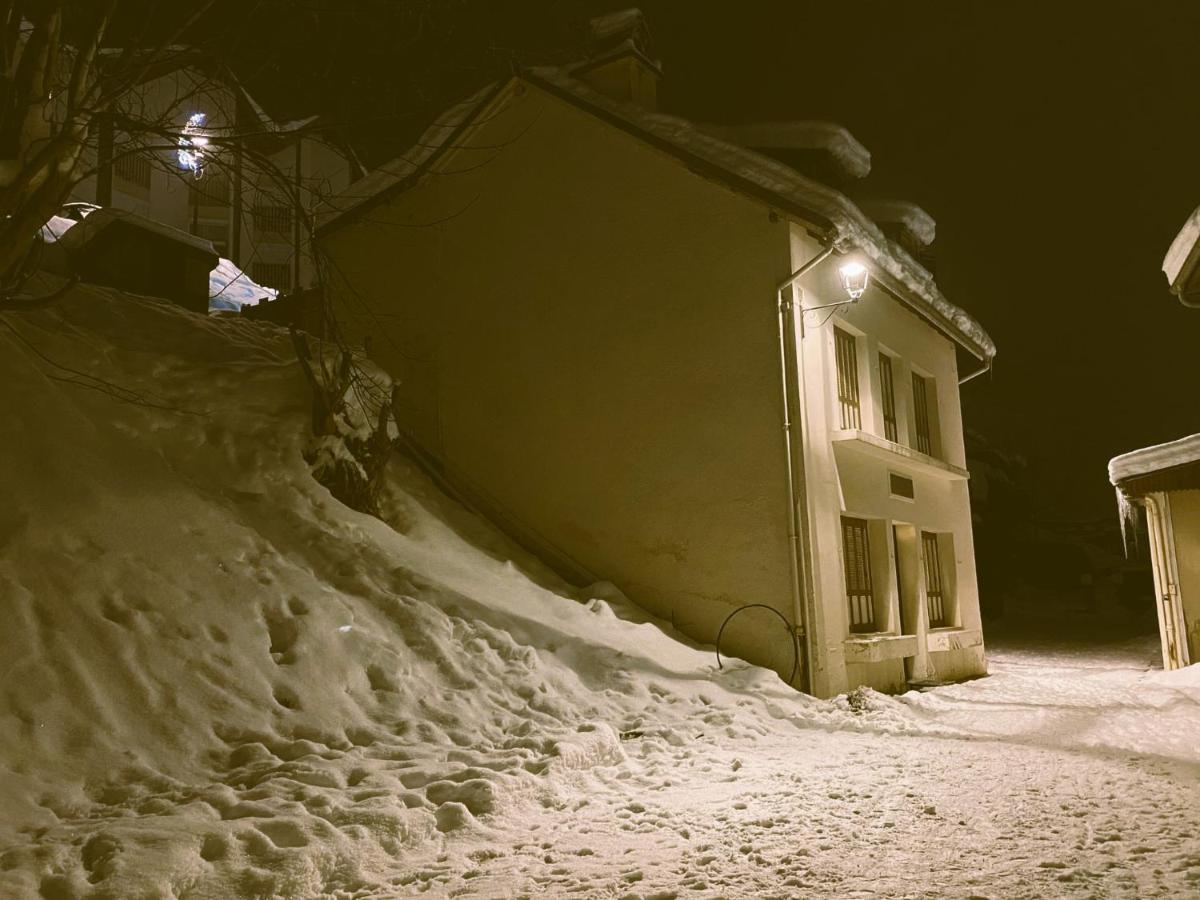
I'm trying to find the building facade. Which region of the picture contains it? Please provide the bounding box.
[68,66,356,295]
[316,15,995,697]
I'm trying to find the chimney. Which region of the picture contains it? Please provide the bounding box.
[572,9,662,110]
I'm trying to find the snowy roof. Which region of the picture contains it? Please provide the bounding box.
[1109,433,1200,487]
[857,199,936,247]
[43,209,274,311]
[1163,204,1200,294]
[700,121,871,180]
[59,207,217,258]
[319,69,996,361]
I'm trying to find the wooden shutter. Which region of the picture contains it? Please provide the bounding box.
[834,328,861,430]
[922,531,946,627]
[842,517,876,633]
[880,353,898,442]
[911,373,932,455]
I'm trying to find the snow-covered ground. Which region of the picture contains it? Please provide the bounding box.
[1,280,1197,898]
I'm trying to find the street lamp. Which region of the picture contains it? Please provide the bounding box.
[838,260,869,300]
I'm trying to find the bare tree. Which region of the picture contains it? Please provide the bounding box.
[0,1,233,305]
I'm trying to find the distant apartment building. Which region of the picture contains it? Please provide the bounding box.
[70,63,358,295]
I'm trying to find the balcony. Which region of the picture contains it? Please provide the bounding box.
[831,429,969,481]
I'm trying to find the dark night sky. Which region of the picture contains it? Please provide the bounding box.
[639,1,1200,521]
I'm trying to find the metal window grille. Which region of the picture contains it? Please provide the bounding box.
[834,327,861,430]
[911,372,932,455]
[922,531,947,627]
[879,353,898,441]
[189,175,230,206]
[253,203,293,235]
[842,517,876,633]
[193,221,229,256]
[251,261,292,292]
[113,152,151,189]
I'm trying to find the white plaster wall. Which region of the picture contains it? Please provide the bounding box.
[321,82,805,682]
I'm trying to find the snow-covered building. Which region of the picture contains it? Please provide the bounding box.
[68,62,358,296]
[1110,436,1200,670]
[1107,207,1200,670]
[316,10,996,697]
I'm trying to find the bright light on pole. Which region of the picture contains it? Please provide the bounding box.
[838,260,869,300]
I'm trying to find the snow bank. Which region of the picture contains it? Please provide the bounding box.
[1109,432,1200,484]
[0,277,807,896]
[209,257,277,311]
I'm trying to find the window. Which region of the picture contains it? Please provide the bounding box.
[841,516,876,633]
[253,203,293,235]
[189,175,230,207]
[922,531,947,627]
[889,472,915,501]
[113,152,151,190]
[834,327,861,430]
[192,221,228,256]
[911,372,932,455]
[879,353,898,441]
[252,261,292,292]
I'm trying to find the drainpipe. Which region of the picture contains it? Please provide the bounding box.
[958,358,991,385]
[775,244,834,693]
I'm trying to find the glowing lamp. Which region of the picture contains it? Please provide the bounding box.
[839,260,869,300]
[177,112,210,176]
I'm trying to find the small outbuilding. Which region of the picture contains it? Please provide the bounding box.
[1110,436,1200,669]
[59,207,217,314]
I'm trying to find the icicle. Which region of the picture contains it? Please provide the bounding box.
[1115,487,1139,556]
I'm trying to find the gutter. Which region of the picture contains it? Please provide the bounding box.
[1174,288,1200,309]
[959,358,991,385]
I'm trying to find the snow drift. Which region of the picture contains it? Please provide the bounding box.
[0,277,811,897]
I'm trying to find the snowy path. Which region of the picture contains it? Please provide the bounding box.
[386,641,1200,898]
[398,715,1200,898]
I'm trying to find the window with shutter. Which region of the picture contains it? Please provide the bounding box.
[834,327,861,430]
[911,372,932,455]
[879,353,898,442]
[922,531,947,627]
[841,516,876,633]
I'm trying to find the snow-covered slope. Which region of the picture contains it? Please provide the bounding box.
[1,281,1198,898]
[0,277,808,896]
